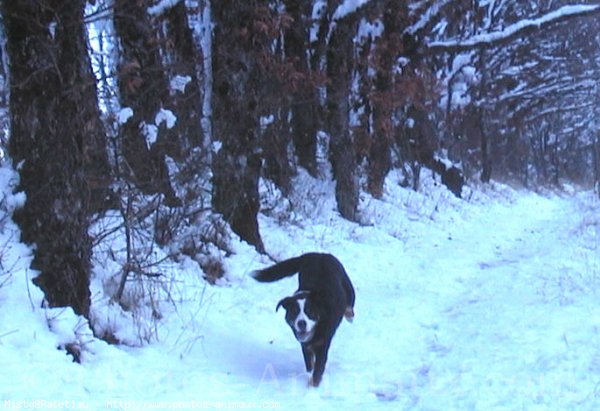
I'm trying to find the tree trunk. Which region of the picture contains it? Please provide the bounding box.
[163,3,204,151]
[113,0,180,206]
[211,0,266,252]
[261,109,294,195]
[594,136,600,197]
[327,13,359,221]
[259,6,296,195]
[593,136,599,183]
[478,107,492,183]
[2,0,110,317]
[284,0,320,177]
[367,3,398,198]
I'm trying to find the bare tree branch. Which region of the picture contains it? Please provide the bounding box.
[424,4,600,54]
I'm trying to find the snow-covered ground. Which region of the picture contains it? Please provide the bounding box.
[1,166,599,410]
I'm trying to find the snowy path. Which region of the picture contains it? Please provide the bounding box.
[1,183,599,411]
[396,195,600,410]
[253,189,600,409]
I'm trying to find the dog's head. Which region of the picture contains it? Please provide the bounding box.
[276,291,319,343]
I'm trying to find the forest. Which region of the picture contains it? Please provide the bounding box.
[0,0,599,326]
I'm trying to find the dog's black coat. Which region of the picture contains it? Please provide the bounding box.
[252,252,355,387]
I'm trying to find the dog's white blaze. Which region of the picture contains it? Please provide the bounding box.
[295,298,316,341]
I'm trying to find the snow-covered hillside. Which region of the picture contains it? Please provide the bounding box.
[1,166,599,410]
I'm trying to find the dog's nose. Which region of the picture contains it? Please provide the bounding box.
[297,320,307,331]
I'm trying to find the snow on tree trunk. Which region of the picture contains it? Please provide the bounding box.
[366,2,399,198]
[284,0,321,177]
[113,0,180,207]
[327,12,360,222]
[211,0,266,253]
[2,0,111,317]
[162,2,205,151]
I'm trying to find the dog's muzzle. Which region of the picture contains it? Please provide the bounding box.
[295,329,315,343]
[294,320,314,342]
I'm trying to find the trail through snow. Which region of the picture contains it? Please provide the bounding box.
[1,175,599,411]
[393,194,600,410]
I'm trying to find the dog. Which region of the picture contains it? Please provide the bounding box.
[251,252,355,387]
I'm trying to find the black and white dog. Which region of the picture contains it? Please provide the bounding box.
[252,252,355,387]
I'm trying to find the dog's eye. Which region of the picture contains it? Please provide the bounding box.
[287,304,300,316]
[305,304,319,320]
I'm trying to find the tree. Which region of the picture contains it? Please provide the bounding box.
[160,2,205,151]
[2,0,111,317]
[283,0,322,177]
[365,2,399,198]
[326,7,360,221]
[113,0,181,206]
[211,1,269,252]
[426,1,600,187]
[256,5,297,195]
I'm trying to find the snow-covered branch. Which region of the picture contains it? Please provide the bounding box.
[406,0,455,35]
[147,0,182,16]
[332,0,372,21]
[425,4,600,54]
[526,101,596,123]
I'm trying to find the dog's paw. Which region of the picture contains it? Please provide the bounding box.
[344,306,355,323]
[308,375,321,387]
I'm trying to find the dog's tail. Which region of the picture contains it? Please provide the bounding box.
[251,255,306,282]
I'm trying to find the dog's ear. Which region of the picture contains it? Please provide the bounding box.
[276,296,293,312]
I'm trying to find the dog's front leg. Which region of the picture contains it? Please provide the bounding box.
[309,341,331,387]
[302,345,314,372]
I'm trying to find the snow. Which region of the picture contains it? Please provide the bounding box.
[428,4,600,51]
[310,0,327,43]
[117,107,133,125]
[155,108,177,129]
[170,75,192,94]
[141,122,158,146]
[1,162,600,409]
[406,0,455,35]
[48,22,57,39]
[147,0,182,16]
[357,18,384,44]
[332,0,372,21]
[200,1,214,148]
[260,115,275,128]
[438,51,480,110]
[211,140,222,154]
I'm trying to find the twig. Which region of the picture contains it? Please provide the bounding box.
[0,329,18,340]
[115,193,134,302]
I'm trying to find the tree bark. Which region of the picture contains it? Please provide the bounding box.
[113,0,179,206]
[367,3,399,198]
[163,3,204,151]
[211,0,266,252]
[284,0,320,177]
[479,107,492,183]
[327,13,359,221]
[2,0,110,316]
[594,136,600,197]
[261,109,294,195]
